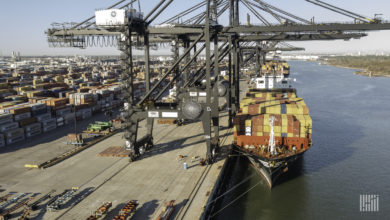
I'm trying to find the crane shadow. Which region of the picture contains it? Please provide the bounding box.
[103,202,126,220]
[131,199,159,219]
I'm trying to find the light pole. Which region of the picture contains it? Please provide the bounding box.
[72,81,77,135]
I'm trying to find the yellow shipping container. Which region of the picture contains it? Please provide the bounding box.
[282,126,288,133]
[304,115,312,124]
[255,132,263,136]
[275,106,281,114]
[264,114,270,124]
[245,120,251,127]
[264,125,270,132]
[242,106,248,114]
[274,126,281,133]
[282,114,287,125]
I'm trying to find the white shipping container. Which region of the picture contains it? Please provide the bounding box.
[0,122,19,132]
[0,106,15,114]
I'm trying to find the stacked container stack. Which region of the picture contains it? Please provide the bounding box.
[260,60,290,76]
[234,90,312,151]
[0,114,15,147]
[0,80,124,147]
[4,128,25,145]
[69,93,95,120]
[42,118,57,133]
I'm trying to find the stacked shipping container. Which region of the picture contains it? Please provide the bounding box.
[234,90,312,152]
[0,83,124,147]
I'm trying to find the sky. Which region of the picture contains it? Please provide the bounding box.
[0,0,390,56]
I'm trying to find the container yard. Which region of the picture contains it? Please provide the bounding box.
[0,59,126,148]
[0,55,242,220]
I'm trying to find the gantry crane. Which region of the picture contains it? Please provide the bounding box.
[45,0,390,163]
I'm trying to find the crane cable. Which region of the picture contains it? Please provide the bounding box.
[204,172,257,209]
[210,178,263,218]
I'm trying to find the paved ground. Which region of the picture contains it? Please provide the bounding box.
[0,112,113,189]
[0,113,232,220]
[0,79,248,220]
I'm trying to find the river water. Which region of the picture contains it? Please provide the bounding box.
[211,61,390,219]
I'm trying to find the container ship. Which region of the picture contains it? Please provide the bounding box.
[233,61,312,187]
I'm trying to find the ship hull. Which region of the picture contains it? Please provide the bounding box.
[237,147,305,188]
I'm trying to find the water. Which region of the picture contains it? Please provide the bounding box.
[211,61,390,219]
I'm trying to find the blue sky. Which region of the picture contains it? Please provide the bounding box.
[0,0,389,56]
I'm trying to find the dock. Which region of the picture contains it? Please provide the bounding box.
[0,112,233,219]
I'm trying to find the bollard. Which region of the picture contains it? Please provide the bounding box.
[183,162,187,170]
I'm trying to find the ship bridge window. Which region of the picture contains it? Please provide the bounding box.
[282,80,287,84]
[258,80,264,83]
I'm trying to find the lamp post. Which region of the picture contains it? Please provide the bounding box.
[72,81,77,135]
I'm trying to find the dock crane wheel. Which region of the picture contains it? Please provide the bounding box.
[146,138,153,150]
[177,119,184,126]
[129,153,137,162]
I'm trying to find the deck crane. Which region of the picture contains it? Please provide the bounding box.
[45,0,390,164]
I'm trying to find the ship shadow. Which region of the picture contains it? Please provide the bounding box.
[208,155,256,220]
